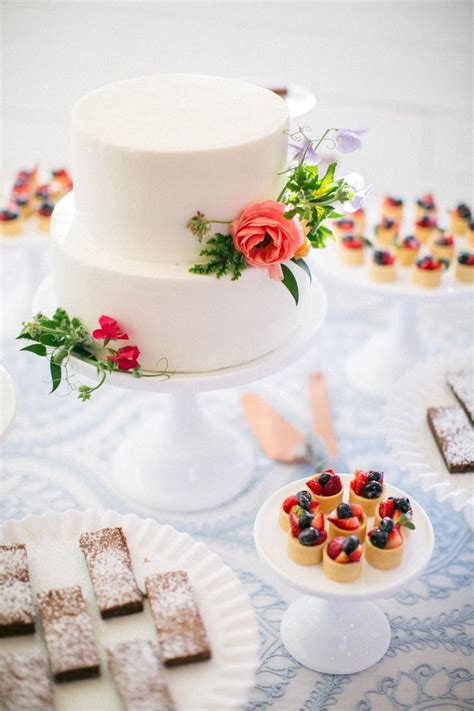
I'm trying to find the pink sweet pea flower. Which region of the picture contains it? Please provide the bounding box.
[92,315,129,342]
[108,345,140,371]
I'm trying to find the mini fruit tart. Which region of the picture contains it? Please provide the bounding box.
[279,490,319,532]
[431,232,455,261]
[370,249,396,283]
[349,469,385,517]
[328,502,367,542]
[414,216,437,244]
[449,203,471,236]
[455,252,474,283]
[374,497,415,537]
[13,193,34,220]
[381,195,403,222]
[322,535,364,582]
[287,506,327,565]
[365,521,405,569]
[415,193,437,221]
[0,207,22,236]
[339,235,365,265]
[36,201,55,232]
[374,216,399,246]
[393,235,420,266]
[306,469,343,514]
[333,217,355,240]
[414,254,449,288]
[352,207,366,235]
[468,221,474,248]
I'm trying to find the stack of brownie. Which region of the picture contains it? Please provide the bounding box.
[0,526,212,710]
[427,369,474,473]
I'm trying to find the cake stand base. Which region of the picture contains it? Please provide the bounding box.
[111,393,254,512]
[281,596,390,674]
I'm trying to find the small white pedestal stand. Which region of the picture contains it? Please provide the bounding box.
[254,474,434,674]
[315,242,473,399]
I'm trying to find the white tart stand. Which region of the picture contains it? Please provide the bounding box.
[315,241,473,399]
[254,474,434,674]
[34,271,326,512]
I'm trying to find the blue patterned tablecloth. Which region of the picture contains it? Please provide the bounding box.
[1,242,473,710]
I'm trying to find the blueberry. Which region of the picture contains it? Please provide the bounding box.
[298,527,319,546]
[395,497,410,513]
[370,529,388,548]
[367,470,383,482]
[342,535,359,554]
[297,490,312,510]
[298,511,314,529]
[361,481,383,499]
[379,517,394,532]
[336,503,353,519]
[318,473,331,487]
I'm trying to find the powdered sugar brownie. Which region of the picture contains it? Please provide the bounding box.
[446,370,474,424]
[427,406,474,473]
[0,652,54,711]
[0,544,35,637]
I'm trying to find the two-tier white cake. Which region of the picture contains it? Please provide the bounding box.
[53,74,314,373]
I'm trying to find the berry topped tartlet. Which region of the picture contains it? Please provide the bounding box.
[370,249,396,283]
[36,201,55,232]
[306,469,343,514]
[339,235,365,265]
[374,217,399,246]
[449,203,471,236]
[323,535,364,582]
[414,216,437,244]
[393,235,420,266]
[333,217,356,240]
[365,519,405,569]
[287,504,326,566]
[352,208,366,235]
[328,502,367,542]
[415,193,437,220]
[455,252,474,283]
[0,207,22,236]
[431,232,455,261]
[279,490,319,532]
[381,195,403,222]
[468,221,474,248]
[414,254,448,288]
[374,497,415,537]
[349,469,385,517]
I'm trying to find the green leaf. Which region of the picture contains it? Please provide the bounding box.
[281,263,299,305]
[52,348,69,365]
[39,334,61,347]
[20,343,47,357]
[399,514,416,530]
[49,361,62,393]
[190,233,247,281]
[291,257,312,283]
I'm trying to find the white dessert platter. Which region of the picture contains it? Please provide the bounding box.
[0,509,260,711]
[0,364,15,440]
[385,348,474,529]
[314,237,473,399]
[254,474,434,675]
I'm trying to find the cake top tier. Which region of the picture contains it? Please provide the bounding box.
[72,74,288,153]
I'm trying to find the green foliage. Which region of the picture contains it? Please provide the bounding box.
[281,264,299,305]
[190,233,248,281]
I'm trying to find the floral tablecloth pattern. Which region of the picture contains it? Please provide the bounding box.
[1,244,473,710]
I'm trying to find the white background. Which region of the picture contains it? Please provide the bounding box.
[1,0,472,207]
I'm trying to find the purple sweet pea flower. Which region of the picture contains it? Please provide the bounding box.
[289,138,321,165]
[336,128,368,154]
[340,172,373,212]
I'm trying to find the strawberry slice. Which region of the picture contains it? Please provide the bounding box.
[386,526,403,549]
[289,512,300,538]
[351,469,368,495]
[327,537,344,560]
[349,545,363,562]
[334,516,359,530]
[306,478,323,495]
[379,500,395,519]
[311,512,325,531]
[309,499,320,513]
[317,530,328,544]
[351,503,364,520]
[282,495,298,513]
[323,474,342,496]
[335,551,350,564]
[323,468,336,476]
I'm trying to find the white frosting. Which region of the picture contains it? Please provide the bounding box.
[54,75,314,374]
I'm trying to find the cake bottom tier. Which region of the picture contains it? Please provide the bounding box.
[53,243,317,373]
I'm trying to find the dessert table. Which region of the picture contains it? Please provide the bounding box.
[1,239,473,710]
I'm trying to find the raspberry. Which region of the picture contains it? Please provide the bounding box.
[282,495,298,513]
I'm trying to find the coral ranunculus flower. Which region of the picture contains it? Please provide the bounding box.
[108,345,140,371]
[92,315,129,341]
[231,201,305,280]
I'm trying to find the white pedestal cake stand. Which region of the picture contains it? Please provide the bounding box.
[254,474,434,674]
[34,274,327,512]
[315,241,473,399]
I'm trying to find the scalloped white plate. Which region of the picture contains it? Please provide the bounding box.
[0,510,259,710]
[385,348,474,527]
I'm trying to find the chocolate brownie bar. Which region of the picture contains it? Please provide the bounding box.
[0,544,35,637]
[107,640,175,711]
[0,652,54,710]
[447,370,474,424]
[37,585,100,682]
[145,570,211,667]
[79,527,143,618]
[427,406,474,473]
